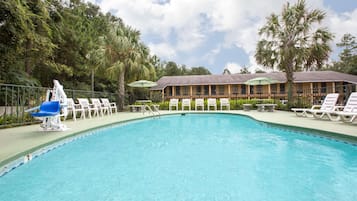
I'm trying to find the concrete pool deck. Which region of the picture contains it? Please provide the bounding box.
[0,110,356,167]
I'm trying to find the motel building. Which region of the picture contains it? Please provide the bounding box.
[150,71,357,104]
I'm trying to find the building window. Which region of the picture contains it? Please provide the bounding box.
[175,86,181,96]
[241,85,246,94]
[183,86,189,95]
[257,85,262,95]
[168,87,172,96]
[196,86,201,95]
[250,85,254,94]
[280,84,285,94]
[335,82,341,93]
[211,85,216,95]
[232,85,238,94]
[204,85,209,95]
[296,83,303,94]
[321,82,327,93]
[219,85,225,95]
[271,84,277,94]
[313,83,318,93]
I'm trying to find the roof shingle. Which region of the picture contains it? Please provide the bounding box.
[150,71,357,90]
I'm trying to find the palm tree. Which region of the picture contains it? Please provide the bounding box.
[255,0,333,108]
[86,40,106,93]
[104,22,154,110]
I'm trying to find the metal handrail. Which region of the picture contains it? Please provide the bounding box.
[0,83,117,128]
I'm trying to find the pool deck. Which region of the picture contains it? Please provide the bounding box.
[0,110,356,167]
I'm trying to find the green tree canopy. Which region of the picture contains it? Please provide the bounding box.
[255,0,333,108]
[331,33,357,75]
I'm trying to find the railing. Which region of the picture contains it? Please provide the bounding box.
[164,84,357,108]
[0,83,117,128]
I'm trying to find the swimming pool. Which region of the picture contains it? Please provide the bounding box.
[0,114,356,201]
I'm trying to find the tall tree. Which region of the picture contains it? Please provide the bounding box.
[0,0,54,85]
[255,0,333,108]
[240,67,250,74]
[165,61,181,76]
[332,33,357,75]
[189,66,211,75]
[104,20,151,110]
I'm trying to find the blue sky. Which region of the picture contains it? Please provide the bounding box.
[86,0,357,74]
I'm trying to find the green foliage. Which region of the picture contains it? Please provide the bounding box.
[162,61,211,77]
[255,0,333,108]
[156,99,288,111]
[0,0,212,102]
[328,33,357,75]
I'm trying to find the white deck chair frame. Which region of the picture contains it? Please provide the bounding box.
[66,98,85,120]
[169,99,179,111]
[101,98,117,114]
[207,98,217,111]
[91,98,109,117]
[326,92,357,123]
[291,93,339,118]
[195,98,204,111]
[181,99,191,111]
[220,98,230,110]
[77,98,99,118]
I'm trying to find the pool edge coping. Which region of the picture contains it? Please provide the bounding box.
[1,111,356,177]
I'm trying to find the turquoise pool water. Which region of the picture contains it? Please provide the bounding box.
[0,114,356,201]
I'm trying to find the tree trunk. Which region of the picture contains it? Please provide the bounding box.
[91,69,95,96]
[286,62,294,109]
[117,69,125,111]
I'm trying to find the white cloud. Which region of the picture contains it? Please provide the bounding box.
[202,45,222,65]
[85,0,357,73]
[224,62,244,74]
[148,42,176,59]
[328,9,357,43]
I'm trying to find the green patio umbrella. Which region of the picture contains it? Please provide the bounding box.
[127,80,157,88]
[244,77,278,100]
[127,80,157,101]
[244,77,278,85]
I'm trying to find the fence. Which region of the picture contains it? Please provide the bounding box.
[0,83,117,128]
[163,83,357,107]
[1,83,356,128]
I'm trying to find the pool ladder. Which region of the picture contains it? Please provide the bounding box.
[142,105,160,117]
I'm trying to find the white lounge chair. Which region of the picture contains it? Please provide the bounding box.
[66,98,85,120]
[91,98,109,116]
[195,98,204,111]
[207,98,217,111]
[77,98,99,118]
[169,99,179,111]
[291,93,339,118]
[220,98,230,110]
[181,99,191,111]
[326,92,357,123]
[101,98,117,114]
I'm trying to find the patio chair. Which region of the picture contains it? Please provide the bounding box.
[291,93,339,118]
[169,99,179,111]
[181,99,191,111]
[66,98,85,120]
[195,98,204,111]
[101,98,117,114]
[325,92,357,123]
[207,98,217,111]
[77,98,99,118]
[220,98,230,110]
[91,98,109,116]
